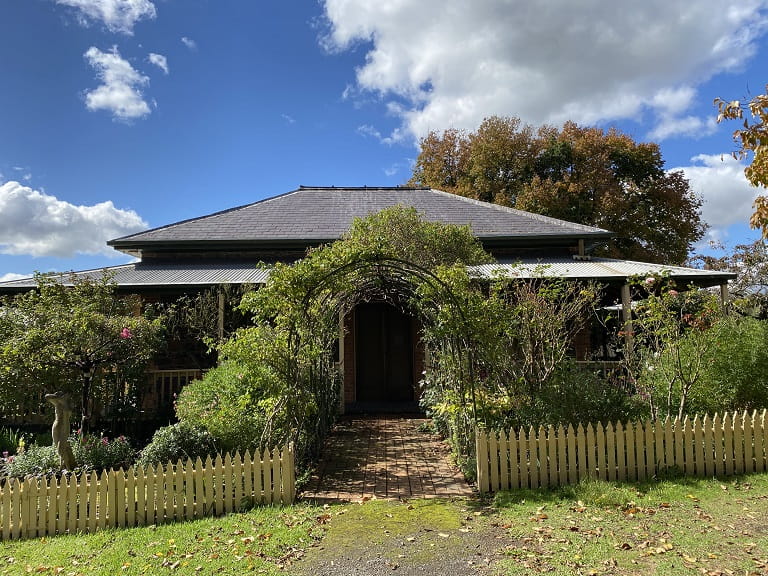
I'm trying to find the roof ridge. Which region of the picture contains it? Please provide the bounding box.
[298,185,431,191]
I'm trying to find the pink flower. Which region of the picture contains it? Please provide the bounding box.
[120,328,133,339]
[668,289,679,296]
[644,277,655,285]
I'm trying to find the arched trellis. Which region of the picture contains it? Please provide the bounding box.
[280,253,480,442]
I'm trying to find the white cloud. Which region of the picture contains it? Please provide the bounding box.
[647,86,719,140]
[0,273,29,283]
[0,181,147,258]
[55,0,156,35]
[674,154,761,237]
[356,123,405,145]
[321,0,768,141]
[148,52,168,75]
[181,36,197,50]
[83,46,151,120]
[281,113,296,124]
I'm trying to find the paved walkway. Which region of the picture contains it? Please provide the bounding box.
[301,415,474,502]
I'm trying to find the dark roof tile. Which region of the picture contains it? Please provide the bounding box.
[109,187,612,248]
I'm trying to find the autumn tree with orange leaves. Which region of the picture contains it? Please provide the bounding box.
[716,85,768,237]
[409,116,706,264]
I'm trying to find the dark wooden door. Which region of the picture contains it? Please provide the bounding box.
[355,303,414,403]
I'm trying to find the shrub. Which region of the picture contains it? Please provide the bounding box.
[1,444,58,478]
[70,432,135,471]
[137,422,218,468]
[645,315,768,416]
[174,360,291,454]
[531,361,646,426]
[487,360,646,431]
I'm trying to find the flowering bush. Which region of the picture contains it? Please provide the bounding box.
[1,444,58,478]
[70,431,135,471]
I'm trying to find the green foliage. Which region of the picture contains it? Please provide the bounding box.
[224,206,490,464]
[342,204,493,269]
[623,279,725,419]
[0,272,165,430]
[1,444,59,478]
[70,431,135,471]
[499,360,647,430]
[0,426,26,455]
[137,422,218,467]
[641,315,768,416]
[157,284,254,368]
[175,358,304,454]
[418,270,605,463]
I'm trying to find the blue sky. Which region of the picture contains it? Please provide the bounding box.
[1,0,767,282]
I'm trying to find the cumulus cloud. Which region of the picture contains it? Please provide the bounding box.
[0,181,147,258]
[0,273,29,283]
[321,0,768,141]
[83,46,151,120]
[55,0,156,35]
[181,36,197,50]
[674,153,761,239]
[148,52,168,74]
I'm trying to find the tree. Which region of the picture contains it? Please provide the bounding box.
[716,85,768,236]
[695,239,768,318]
[0,273,164,433]
[409,116,706,264]
[621,277,724,420]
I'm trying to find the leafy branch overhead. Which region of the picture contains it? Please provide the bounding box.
[716,85,768,237]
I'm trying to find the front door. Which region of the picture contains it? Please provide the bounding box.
[355,303,414,404]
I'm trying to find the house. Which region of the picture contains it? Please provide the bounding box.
[0,186,735,416]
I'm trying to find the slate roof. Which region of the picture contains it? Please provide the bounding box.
[108,186,613,254]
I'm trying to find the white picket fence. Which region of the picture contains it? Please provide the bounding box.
[0,446,295,541]
[476,410,768,493]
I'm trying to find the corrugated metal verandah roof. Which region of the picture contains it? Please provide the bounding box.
[0,262,271,292]
[0,257,733,292]
[469,257,735,286]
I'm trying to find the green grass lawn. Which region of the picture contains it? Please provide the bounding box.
[493,473,768,575]
[0,503,326,575]
[2,473,767,575]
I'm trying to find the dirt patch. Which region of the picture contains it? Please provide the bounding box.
[288,497,512,576]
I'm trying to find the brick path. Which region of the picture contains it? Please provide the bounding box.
[301,415,473,502]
